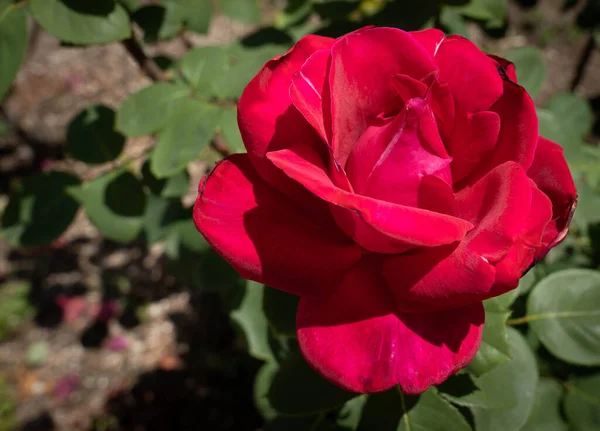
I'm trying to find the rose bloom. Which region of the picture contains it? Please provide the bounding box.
[194,27,577,394]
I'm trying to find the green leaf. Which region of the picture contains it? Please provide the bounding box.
[521,378,567,431]
[397,389,472,431]
[267,353,357,416]
[150,98,221,178]
[356,389,404,431]
[527,268,600,366]
[255,361,279,420]
[26,341,49,368]
[0,281,33,341]
[133,5,183,42]
[219,0,261,24]
[219,108,245,152]
[143,194,188,243]
[165,0,213,34]
[471,328,538,431]
[504,46,546,98]
[466,299,511,376]
[263,287,299,337]
[179,46,230,91]
[230,281,273,361]
[564,373,600,431]
[72,169,146,243]
[439,7,470,38]
[0,1,27,101]
[117,82,191,137]
[546,92,594,139]
[66,105,125,164]
[141,160,189,198]
[455,0,505,28]
[30,0,131,45]
[336,395,367,430]
[1,171,81,247]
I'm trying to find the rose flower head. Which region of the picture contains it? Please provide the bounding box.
[193,28,577,394]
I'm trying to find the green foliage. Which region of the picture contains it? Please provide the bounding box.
[1,171,81,247]
[0,1,27,101]
[0,377,16,431]
[67,105,126,164]
[71,169,146,243]
[29,0,131,45]
[0,281,33,341]
[527,269,600,366]
[564,374,600,431]
[522,378,567,431]
[504,46,546,98]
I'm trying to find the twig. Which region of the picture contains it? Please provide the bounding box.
[121,29,233,156]
[121,35,168,82]
[570,32,595,91]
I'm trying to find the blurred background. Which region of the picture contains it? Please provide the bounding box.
[0,0,599,430]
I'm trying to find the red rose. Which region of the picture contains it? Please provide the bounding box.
[193,27,577,394]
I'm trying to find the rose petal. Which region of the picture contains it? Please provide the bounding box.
[290,49,332,143]
[527,136,577,229]
[488,54,518,83]
[384,162,531,311]
[267,144,473,253]
[297,262,484,394]
[330,27,438,165]
[435,36,504,113]
[449,111,501,185]
[465,80,538,186]
[410,28,445,57]
[193,154,362,296]
[347,98,452,207]
[238,34,334,202]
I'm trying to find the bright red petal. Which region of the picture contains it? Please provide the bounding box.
[297,262,484,394]
[238,34,334,202]
[435,36,504,113]
[410,28,445,57]
[193,154,362,296]
[267,144,473,253]
[330,27,438,165]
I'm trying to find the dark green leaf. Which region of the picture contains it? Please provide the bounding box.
[336,395,367,430]
[267,353,357,416]
[471,328,538,431]
[356,389,404,431]
[521,378,567,431]
[219,108,245,152]
[466,298,511,376]
[219,0,261,24]
[117,82,191,137]
[66,105,125,164]
[133,5,182,42]
[262,287,299,337]
[564,373,600,431]
[527,268,600,366]
[30,0,131,45]
[72,169,146,243]
[141,160,189,198]
[397,389,472,431]
[439,7,470,38]
[504,46,546,98]
[455,0,505,28]
[179,46,230,91]
[143,194,189,243]
[150,98,221,178]
[546,92,594,139]
[164,0,212,34]
[231,281,273,361]
[1,171,80,247]
[0,1,27,101]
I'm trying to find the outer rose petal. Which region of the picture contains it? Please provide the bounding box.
[193,154,362,296]
[527,136,577,230]
[238,34,334,201]
[267,144,473,253]
[435,36,504,113]
[410,29,445,57]
[297,262,484,394]
[330,27,438,165]
[488,54,518,83]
